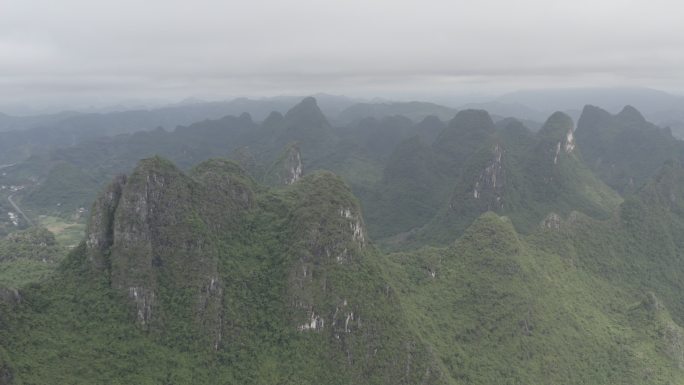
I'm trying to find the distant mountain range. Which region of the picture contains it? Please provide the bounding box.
[3,94,684,383]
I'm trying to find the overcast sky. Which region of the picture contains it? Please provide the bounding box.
[1,0,684,111]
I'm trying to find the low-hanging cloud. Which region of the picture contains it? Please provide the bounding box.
[1,0,683,109]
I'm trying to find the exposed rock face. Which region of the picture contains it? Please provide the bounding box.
[472,143,505,210]
[340,207,366,248]
[106,160,190,328]
[0,287,21,306]
[541,212,562,230]
[282,144,302,185]
[87,158,356,343]
[554,126,576,165]
[286,173,368,336]
[79,158,438,383]
[564,128,576,154]
[263,143,303,186]
[86,174,127,269]
[539,111,576,165]
[641,292,684,369]
[447,142,506,222]
[84,157,253,347]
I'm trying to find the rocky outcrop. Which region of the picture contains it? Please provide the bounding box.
[639,292,684,369]
[472,143,505,210]
[86,174,127,269]
[78,158,438,383]
[0,287,21,306]
[286,173,368,336]
[541,212,562,230]
[446,141,506,224]
[538,112,576,165]
[84,157,254,347]
[264,143,303,186]
[564,126,576,154]
[106,158,190,327]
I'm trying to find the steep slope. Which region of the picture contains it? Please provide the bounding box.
[1,112,259,222]
[576,105,684,193]
[384,209,684,384]
[367,110,620,247]
[0,95,356,164]
[387,165,684,383]
[3,97,444,225]
[262,143,303,186]
[1,157,442,385]
[362,135,451,240]
[358,110,496,242]
[432,109,497,171]
[3,156,684,384]
[427,111,618,241]
[277,97,337,164]
[335,115,416,162]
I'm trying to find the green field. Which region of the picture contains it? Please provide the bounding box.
[38,215,86,248]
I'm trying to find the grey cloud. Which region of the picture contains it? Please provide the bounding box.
[1,0,684,109]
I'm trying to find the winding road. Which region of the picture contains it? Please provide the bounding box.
[1,163,33,226]
[7,194,32,226]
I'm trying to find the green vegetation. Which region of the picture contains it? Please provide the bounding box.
[366,109,620,248]
[576,105,684,194]
[20,161,99,220]
[37,216,85,248]
[0,258,56,288]
[383,202,684,384]
[0,227,65,287]
[2,100,684,384]
[1,157,439,384]
[3,154,684,384]
[0,227,59,262]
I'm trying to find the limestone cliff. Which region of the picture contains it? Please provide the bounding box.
[263,142,303,186]
[84,157,254,348]
[80,156,440,383]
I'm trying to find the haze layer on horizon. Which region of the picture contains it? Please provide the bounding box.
[2,0,683,111]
